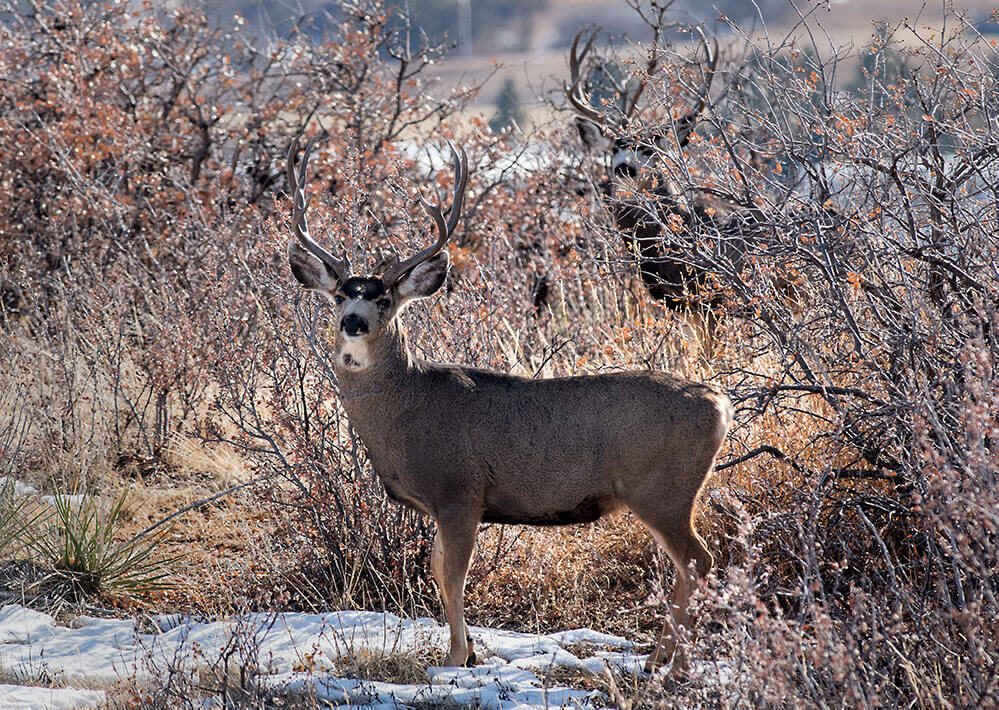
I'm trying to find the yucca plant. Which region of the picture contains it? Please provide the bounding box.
[27,485,175,598]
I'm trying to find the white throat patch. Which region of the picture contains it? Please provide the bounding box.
[338,338,371,372]
[611,149,640,173]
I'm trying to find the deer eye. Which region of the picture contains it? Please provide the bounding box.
[334,294,345,305]
[376,298,391,310]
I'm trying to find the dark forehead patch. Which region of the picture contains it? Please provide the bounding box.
[341,277,388,300]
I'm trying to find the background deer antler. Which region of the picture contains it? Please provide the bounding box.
[565,23,719,138]
[564,29,607,128]
[669,27,719,147]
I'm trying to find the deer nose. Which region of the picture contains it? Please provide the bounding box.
[341,314,368,336]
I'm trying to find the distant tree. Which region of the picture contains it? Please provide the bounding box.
[489,77,524,132]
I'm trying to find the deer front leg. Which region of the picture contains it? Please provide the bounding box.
[431,514,478,667]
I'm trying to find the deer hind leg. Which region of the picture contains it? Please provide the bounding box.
[633,509,713,674]
[431,516,478,667]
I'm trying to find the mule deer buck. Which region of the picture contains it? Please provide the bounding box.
[565,27,749,313]
[284,137,732,672]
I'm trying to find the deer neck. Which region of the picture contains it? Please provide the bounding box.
[334,318,414,407]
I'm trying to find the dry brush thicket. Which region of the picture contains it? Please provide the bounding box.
[1,0,997,706]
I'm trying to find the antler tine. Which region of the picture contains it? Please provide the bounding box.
[286,136,301,194]
[564,29,607,127]
[445,143,469,235]
[673,27,719,146]
[382,144,469,285]
[286,135,351,282]
[568,28,596,86]
[623,41,662,118]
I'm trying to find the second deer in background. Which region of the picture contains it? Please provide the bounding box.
[565,27,752,312]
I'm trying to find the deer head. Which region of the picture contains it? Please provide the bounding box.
[566,27,718,195]
[286,137,469,371]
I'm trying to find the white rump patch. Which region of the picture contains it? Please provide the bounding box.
[708,392,734,445]
[338,338,371,372]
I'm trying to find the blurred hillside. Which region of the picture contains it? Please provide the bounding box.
[189,0,788,51]
[184,0,999,124]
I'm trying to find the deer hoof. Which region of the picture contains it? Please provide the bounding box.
[645,652,687,676]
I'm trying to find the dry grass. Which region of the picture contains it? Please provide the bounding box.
[0,275,829,640]
[118,487,278,614]
[332,648,434,685]
[161,435,252,491]
[466,514,665,639]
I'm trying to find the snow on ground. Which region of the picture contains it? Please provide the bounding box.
[0,476,87,508]
[0,477,40,498]
[0,603,651,708]
[0,685,105,710]
[37,494,88,508]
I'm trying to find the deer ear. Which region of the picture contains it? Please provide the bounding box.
[576,117,612,151]
[288,241,342,294]
[394,251,449,303]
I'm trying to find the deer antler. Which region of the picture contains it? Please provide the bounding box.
[567,27,666,127]
[564,29,608,128]
[621,40,663,119]
[286,135,352,282]
[382,143,469,285]
[671,27,719,147]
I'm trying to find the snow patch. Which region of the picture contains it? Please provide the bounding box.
[0,603,653,708]
[39,494,88,508]
[0,477,39,497]
[0,685,105,709]
[0,604,56,644]
[0,476,90,508]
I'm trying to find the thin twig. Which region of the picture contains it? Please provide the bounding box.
[126,472,276,545]
[715,445,788,471]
